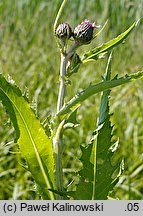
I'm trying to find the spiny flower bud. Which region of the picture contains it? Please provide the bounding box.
[73,20,99,44]
[56,23,72,40]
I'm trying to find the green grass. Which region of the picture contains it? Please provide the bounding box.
[0,0,143,199]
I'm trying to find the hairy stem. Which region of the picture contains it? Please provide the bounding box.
[57,42,79,112]
[54,0,79,196]
[54,50,71,199]
[54,52,67,199]
[54,47,78,198]
[57,53,67,112]
[53,120,65,199]
[66,41,79,59]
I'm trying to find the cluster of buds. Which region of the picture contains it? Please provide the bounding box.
[56,20,99,45]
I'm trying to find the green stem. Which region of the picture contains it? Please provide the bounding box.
[57,53,67,112]
[53,120,65,199]
[66,41,79,59]
[53,1,80,199]
[57,43,79,113]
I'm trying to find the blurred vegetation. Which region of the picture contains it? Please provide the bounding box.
[0,0,143,199]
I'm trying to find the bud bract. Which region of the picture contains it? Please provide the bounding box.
[73,20,99,44]
[56,23,72,40]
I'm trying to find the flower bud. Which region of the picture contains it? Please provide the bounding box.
[56,23,72,40]
[73,20,99,44]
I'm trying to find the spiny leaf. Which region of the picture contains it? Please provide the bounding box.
[82,21,138,63]
[71,54,122,200]
[95,54,123,199]
[98,53,112,124]
[57,70,143,117]
[69,143,94,200]
[0,74,55,200]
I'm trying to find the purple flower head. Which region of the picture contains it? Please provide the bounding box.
[81,20,93,27]
[82,20,100,29]
[73,20,99,44]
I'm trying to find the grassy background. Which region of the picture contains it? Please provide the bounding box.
[0,0,143,199]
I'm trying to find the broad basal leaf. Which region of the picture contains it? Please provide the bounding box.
[82,21,138,63]
[0,74,55,200]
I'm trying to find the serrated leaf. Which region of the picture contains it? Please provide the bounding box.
[70,54,123,200]
[69,144,94,200]
[92,120,121,200]
[0,74,55,200]
[98,53,112,124]
[49,188,69,199]
[82,21,138,63]
[57,70,143,117]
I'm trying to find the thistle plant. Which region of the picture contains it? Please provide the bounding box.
[0,0,142,200]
